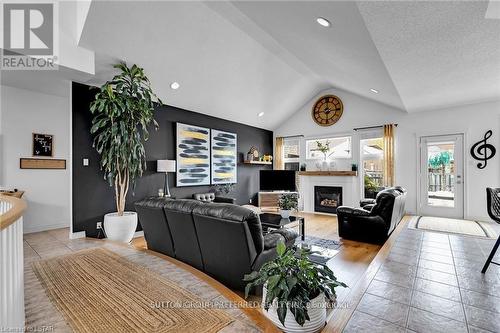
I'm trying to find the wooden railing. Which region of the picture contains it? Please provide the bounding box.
[0,195,27,330]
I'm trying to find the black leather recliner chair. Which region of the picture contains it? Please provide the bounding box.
[337,187,406,244]
[360,186,406,211]
[135,198,298,290]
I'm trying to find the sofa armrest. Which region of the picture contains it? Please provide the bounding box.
[360,198,376,207]
[337,206,371,216]
[263,233,285,250]
[362,204,375,212]
[214,196,236,204]
[269,228,299,247]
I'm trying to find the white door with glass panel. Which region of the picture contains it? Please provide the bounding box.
[419,135,464,219]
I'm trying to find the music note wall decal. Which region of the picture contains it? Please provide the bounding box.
[470,130,496,169]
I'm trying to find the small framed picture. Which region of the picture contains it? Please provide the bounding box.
[32,133,53,157]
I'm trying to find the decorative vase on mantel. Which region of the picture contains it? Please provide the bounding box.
[316,158,330,171]
[329,160,337,171]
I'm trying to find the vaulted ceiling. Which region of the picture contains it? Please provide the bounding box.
[77,0,500,130]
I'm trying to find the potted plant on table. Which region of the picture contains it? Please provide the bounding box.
[244,242,347,333]
[278,193,298,219]
[90,62,162,243]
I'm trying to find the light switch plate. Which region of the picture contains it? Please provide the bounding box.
[83,158,89,166]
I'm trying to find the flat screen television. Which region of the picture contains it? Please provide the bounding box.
[260,170,296,191]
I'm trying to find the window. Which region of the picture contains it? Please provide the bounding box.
[283,138,300,159]
[284,138,301,170]
[360,137,384,198]
[306,136,351,159]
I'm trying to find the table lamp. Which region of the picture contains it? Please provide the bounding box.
[157,160,176,197]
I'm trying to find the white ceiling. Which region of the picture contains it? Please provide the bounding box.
[79,1,324,130]
[357,1,500,112]
[21,0,499,130]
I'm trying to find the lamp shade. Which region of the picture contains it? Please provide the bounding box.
[157,160,176,173]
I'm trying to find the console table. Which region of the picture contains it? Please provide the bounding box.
[258,191,299,210]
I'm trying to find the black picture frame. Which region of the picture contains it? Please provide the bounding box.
[32,133,53,157]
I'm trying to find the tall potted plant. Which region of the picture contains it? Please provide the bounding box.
[244,242,346,332]
[90,62,162,243]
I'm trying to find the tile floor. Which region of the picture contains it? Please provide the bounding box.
[343,227,500,333]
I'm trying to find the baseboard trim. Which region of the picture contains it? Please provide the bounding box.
[70,231,86,239]
[133,231,144,238]
[23,223,69,234]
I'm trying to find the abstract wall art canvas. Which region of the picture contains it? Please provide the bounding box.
[176,123,211,187]
[211,129,237,184]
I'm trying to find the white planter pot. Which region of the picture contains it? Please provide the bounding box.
[104,212,138,243]
[280,209,292,219]
[262,286,327,333]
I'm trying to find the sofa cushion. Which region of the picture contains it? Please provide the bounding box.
[192,202,264,254]
[164,198,204,212]
[135,196,172,208]
[134,197,175,257]
[193,192,215,202]
[163,199,205,271]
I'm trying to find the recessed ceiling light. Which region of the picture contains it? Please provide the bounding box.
[316,17,331,27]
[258,112,265,117]
[370,88,379,94]
[170,82,180,90]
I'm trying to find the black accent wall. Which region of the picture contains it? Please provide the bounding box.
[72,82,273,237]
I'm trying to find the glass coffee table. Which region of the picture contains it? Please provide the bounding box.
[259,213,305,241]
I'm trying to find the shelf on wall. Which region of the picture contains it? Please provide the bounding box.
[298,171,358,176]
[243,160,272,165]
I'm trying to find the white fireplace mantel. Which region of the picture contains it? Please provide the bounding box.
[298,173,360,214]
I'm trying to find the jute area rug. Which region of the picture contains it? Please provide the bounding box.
[32,248,233,333]
[408,216,498,239]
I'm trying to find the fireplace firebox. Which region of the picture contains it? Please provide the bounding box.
[314,186,343,214]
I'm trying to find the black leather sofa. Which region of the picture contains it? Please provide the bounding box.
[337,187,407,244]
[135,198,298,290]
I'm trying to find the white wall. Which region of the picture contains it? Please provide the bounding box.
[1,84,71,233]
[275,88,500,221]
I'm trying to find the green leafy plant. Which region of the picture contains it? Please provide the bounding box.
[244,242,347,326]
[212,183,236,195]
[428,151,452,191]
[364,175,378,192]
[90,62,162,215]
[315,140,334,160]
[278,193,298,211]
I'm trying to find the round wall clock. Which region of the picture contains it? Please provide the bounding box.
[312,95,343,126]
